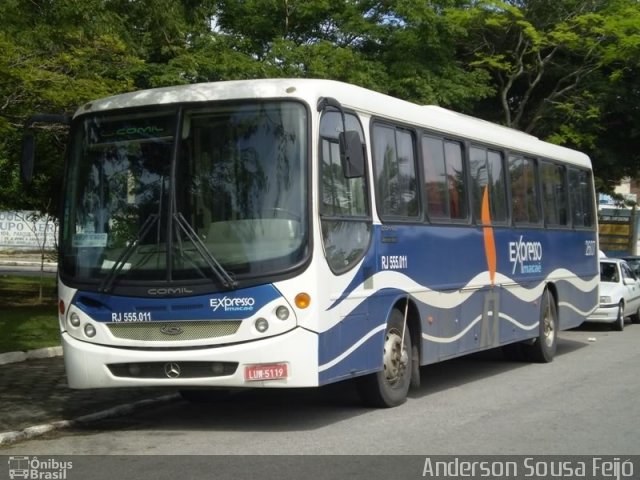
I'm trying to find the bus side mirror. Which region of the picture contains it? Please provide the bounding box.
[21,130,35,185]
[339,130,365,178]
[20,113,72,185]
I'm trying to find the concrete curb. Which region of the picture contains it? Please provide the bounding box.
[0,393,180,447]
[0,260,57,267]
[0,260,57,272]
[0,274,180,448]
[0,346,63,365]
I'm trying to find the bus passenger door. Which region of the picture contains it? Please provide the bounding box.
[318,106,374,381]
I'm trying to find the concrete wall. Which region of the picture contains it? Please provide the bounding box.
[0,211,57,251]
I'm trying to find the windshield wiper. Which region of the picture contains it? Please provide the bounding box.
[98,214,159,293]
[173,212,237,289]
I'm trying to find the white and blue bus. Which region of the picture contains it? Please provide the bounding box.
[22,79,599,407]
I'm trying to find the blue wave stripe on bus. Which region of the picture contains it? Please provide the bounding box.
[71,284,282,322]
[329,225,598,312]
[329,268,597,319]
[318,276,597,383]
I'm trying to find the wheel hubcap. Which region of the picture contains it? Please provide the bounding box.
[543,302,555,348]
[382,330,406,385]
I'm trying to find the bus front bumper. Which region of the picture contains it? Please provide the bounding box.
[61,327,319,389]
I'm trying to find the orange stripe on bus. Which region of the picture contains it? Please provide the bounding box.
[482,186,497,285]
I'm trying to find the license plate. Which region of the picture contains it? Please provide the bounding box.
[244,363,288,381]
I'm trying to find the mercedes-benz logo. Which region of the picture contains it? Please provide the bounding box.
[160,325,183,335]
[164,362,181,378]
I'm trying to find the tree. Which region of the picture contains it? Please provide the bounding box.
[0,0,217,213]
[584,0,640,189]
[210,0,494,105]
[2,0,639,214]
[451,1,602,130]
[0,0,142,214]
[452,0,640,190]
[371,0,494,108]
[13,210,57,303]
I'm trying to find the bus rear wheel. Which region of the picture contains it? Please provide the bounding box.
[502,289,557,363]
[356,309,412,408]
[525,288,557,363]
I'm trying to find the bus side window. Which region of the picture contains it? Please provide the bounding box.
[372,123,420,220]
[540,161,569,227]
[444,141,467,220]
[422,136,448,218]
[509,155,540,225]
[470,146,508,224]
[568,167,595,229]
[319,110,371,274]
[421,136,467,222]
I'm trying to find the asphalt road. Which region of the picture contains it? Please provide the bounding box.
[4,322,639,461]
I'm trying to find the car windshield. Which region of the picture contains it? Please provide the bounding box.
[624,258,640,276]
[60,102,309,291]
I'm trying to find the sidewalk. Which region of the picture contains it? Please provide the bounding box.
[0,251,57,272]
[0,355,178,446]
[0,254,178,446]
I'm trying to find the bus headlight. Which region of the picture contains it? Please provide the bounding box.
[84,324,97,338]
[275,306,289,320]
[69,312,81,327]
[255,318,269,333]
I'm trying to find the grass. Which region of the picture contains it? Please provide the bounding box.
[0,274,60,353]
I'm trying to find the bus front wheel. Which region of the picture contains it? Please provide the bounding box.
[356,309,412,408]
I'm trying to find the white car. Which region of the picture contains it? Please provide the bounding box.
[587,258,640,331]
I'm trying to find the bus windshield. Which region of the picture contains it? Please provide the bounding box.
[61,101,309,290]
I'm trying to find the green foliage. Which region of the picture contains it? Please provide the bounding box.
[0,273,58,352]
[0,1,142,213]
[1,0,639,212]
[0,308,60,353]
[453,0,640,186]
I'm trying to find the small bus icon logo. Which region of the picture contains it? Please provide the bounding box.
[8,456,29,479]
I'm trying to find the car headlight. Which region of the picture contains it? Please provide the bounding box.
[599,296,612,304]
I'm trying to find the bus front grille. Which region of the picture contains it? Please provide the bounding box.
[106,321,241,341]
[107,361,238,379]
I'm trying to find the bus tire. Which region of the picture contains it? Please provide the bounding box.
[525,289,557,363]
[356,309,412,408]
[410,342,421,389]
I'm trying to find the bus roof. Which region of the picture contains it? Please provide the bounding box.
[79,78,591,169]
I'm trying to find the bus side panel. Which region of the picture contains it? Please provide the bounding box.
[315,224,598,385]
[499,227,599,331]
[317,290,383,385]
